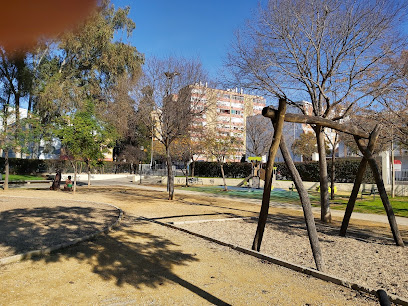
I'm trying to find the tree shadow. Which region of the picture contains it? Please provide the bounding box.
[0,205,119,255]
[41,216,230,305]
[1,204,230,305]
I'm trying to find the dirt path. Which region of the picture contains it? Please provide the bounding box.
[0,187,404,305]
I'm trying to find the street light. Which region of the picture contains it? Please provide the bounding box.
[164,71,179,95]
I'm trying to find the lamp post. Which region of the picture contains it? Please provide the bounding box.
[150,125,154,169]
[163,71,179,197]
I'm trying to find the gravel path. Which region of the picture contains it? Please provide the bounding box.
[177,216,408,299]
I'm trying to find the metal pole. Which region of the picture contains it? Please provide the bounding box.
[150,126,154,169]
[391,126,395,198]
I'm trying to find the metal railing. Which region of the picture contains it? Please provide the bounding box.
[395,169,408,181]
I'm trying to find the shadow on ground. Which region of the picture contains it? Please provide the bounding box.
[45,217,229,305]
[0,205,118,255]
[0,202,230,305]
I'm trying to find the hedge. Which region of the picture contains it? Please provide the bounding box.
[192,162,252,178]
[194,158,377,183]
[275,158,377,183]
[0,158,137,175]
[0,157,378,183]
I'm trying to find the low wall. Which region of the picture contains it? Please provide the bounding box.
[61,173,131,181]
[166,176,408,196]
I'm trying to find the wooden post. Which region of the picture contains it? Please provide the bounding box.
[355,136,404,247]
[252,98,286,251]
[279,135,325,271]
[340,126,379,236]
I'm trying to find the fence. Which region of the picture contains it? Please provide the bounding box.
[395,170,408,182]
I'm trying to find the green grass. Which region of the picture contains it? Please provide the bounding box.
[326,195,408,218]
[178,185,408,218]
[1,174,45,181]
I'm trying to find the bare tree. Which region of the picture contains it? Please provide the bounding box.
[377,50,408,150]
[135,56,207,200]
[246,114,273,157]
[226,0,407,222]
[203,131,242,191]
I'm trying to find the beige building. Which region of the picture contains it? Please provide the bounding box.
[190,86,266,161]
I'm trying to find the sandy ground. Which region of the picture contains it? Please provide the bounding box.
[0,186,406,305]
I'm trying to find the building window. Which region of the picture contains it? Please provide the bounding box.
[233,95,244,101]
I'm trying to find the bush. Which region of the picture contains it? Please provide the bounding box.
[275,158,377,183]
[0,158,137,175]
[193,161,252,178]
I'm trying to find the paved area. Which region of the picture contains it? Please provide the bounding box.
[1,180,406,304]
[0,189,379,305]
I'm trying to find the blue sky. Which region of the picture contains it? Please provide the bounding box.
[114,0,260,80]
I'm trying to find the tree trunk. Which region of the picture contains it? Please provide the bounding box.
[166,145,174,200]
[355,136,404,247]
[4,149,9,190]
[220,162,227,191]
[280,135,325,271]
[252,98,286,251]
[87,162,91,187]
[340,126,379,237]
[185,162,189,187]
[315,126,331,223]
[191,159,195,177]
[73,162,77,194]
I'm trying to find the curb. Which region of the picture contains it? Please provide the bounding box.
[141,216,408,306]
[0,198,123,266]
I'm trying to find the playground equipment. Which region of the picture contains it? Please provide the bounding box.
[252,99,404,272]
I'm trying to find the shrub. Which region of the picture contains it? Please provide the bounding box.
[275,158,377,183]
[193,162,252,178]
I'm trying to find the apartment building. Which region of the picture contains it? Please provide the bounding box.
[189,86,266,161]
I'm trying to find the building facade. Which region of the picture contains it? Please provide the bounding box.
[190,86,266,161]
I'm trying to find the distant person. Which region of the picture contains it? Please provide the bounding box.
[64,176,73,191]
[50,171,61,190]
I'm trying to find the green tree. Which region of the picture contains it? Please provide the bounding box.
[56,101,116,191]
[291,132,317,161]
[0,106,44,189]
[34,0,143,142]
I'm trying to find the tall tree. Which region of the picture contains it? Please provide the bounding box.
[135,56,207,200]
[34,0,143,144]
[56,100,116,191]
[227,0,407,222]
[0,49,33,133]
